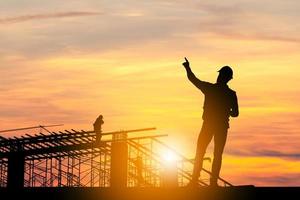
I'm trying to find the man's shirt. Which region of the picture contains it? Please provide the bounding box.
[186,68,239,127]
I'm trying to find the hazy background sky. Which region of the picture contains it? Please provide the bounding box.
[1,0,300,186]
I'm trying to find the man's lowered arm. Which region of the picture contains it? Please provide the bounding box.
[230,92,239,117]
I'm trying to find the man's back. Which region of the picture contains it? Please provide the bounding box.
[201,83,238,126]
[183,64,239,126]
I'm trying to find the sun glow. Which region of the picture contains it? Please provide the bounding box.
[162,149,178,163]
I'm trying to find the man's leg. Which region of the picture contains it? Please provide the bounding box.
[191,122,213,183]
[211,128,228,186]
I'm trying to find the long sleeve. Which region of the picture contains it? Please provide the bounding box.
[230,92,239,117]
[184,65,212,94]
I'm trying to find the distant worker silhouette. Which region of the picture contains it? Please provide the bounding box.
[182,57,239,186]
[94,115,104,144]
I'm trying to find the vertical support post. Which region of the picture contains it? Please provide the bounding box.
[45,158,48,187]
[78,157,81,186]
[7,143,25,189]
[98,151,102,187]
[104,152,107,186]
[32,160,35,187]
[58,157,62,187]
[50,158,53,187]
[27,160,32,187]
[90,148,94,187]
[71,157,74,186]
[162,161,178,187]
[110,132,128,188]
[0,160,3,187]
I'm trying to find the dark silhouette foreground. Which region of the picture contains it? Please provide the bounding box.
[182,57,239,186]
[2,186,299,200]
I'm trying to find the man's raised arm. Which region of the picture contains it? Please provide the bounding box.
[182,57,210,93]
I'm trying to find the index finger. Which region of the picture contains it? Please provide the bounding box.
[184,57,189,62]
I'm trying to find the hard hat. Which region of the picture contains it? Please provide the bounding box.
[218,66,233,78]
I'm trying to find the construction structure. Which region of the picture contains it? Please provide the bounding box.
[0,122,232,189]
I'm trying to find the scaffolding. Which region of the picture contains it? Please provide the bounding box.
[0,126,232,188]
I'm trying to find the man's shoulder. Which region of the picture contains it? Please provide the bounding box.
[226,85,236,94]
[226,86,236,95]
[200,81,214,89]
[205,81,215,86]
[215,84,236,94]
[229,88,236,93]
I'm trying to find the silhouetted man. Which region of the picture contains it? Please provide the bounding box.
[94,115,104,144]
[182,57,239,186]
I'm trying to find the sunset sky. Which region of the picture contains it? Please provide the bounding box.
[1,0,300,186]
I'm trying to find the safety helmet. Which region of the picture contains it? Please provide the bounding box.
[218,66,233,78]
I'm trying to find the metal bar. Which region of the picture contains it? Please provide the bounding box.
[0,124,63,133]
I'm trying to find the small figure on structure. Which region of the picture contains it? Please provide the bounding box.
[134,156,145,187]
[182,57,239,187]
[93,115,104,144]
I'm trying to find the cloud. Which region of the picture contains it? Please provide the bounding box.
[255,150,300,159]
[227,148,300,161]
[1,0,299,60]
[0,11,102,24]
[210,30,300,43]
[190,1,300,43]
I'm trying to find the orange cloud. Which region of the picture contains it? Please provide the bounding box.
[0,11,102,24]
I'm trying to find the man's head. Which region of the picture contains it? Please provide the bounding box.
[217,66,233,84]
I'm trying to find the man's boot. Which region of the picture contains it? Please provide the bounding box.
[210,177,218,187]
[186,178,199,187]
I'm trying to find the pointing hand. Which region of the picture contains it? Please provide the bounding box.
[182,57,190,68]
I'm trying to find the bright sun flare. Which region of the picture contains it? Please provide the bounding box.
[162,149,178,163]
